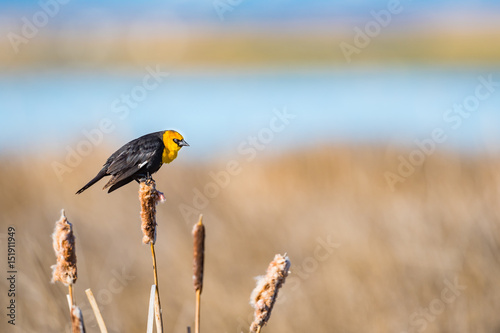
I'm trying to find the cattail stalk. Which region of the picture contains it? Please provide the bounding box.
[69,285,74,307]
[139,179,165,332]
[192,215,205,333]
[249,254,291,333]
[195,291,201,333]
[51,209,78,307]
[152,243,163,332]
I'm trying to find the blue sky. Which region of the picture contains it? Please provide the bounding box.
[1,0,499,22]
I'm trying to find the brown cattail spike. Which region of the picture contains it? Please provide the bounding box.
[51,209,77,286]
[249,254,291,333]
[193,215,205,333]
[139,178,165,244]
[71,305,86,333]
[192,215,205,293]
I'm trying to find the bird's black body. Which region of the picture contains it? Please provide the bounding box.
[76,131,166,194]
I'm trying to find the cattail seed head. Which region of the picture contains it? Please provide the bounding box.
[51,209,77,286]
[250,254,291,333]
[71,305,86,333]
[139,179,165,244]
[192,215,205,292]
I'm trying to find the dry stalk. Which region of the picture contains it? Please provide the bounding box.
[192,215,205,333]
[249,254,291,333]
[152,245,163,333]
[85,289,108,333]
[51,209,77,307]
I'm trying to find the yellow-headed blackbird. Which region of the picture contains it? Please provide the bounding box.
[76,130,189,194]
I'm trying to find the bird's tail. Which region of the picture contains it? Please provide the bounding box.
[76,168,107,194]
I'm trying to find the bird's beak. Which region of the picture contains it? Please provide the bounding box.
[179,139,190,147]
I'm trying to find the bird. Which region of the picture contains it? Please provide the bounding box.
[76,130,189,194]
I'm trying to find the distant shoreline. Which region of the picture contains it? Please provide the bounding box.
[2,30,500,68]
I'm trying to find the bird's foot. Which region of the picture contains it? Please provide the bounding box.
[137,174,155,185]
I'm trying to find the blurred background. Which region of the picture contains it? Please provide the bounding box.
[1,0,500,332]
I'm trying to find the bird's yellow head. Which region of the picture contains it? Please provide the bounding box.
[162,130,189,164]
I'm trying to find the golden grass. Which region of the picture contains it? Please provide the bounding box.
[1,146,500,332]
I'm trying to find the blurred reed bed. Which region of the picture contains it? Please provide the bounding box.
[1,146,500,332]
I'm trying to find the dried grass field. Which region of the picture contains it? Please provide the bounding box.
[1,146,500,332]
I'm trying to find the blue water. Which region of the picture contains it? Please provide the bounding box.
[1,67,500,159]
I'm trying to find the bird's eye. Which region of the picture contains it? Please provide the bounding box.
[173,138,180,145]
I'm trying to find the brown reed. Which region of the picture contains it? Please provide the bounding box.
[51,209,77,308]
[249,254,291,333]
[71,305,86,333]
[192,215,205,333]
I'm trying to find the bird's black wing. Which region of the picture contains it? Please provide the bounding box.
[104,134,164,189]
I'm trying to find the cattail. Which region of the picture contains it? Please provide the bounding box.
[71,305,86,333]
[193,215,205,293]
[51,209,77,286]
[249,254,291,333]
[193,215,205,333]
[139,179,165,244]
[140,178,165,331]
